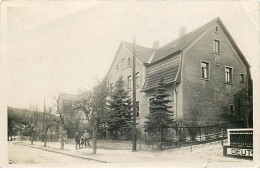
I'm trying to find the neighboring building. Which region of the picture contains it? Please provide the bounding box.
[7,106,59,142]
[58,93,91,138]
[58,93,86,122]
[106,17,251,129]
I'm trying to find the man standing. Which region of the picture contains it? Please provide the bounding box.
[75,132,80,150]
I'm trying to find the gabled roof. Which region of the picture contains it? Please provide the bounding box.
[150,18,217,64]
[105,41,155,80]
[141,17,251,92]
[105,17,251,92]
[122,41,155,63]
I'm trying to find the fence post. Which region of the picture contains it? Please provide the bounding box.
[221,121,224,146]
[199,127,201,142]
[144,131,146,144]
[190,139,192,152]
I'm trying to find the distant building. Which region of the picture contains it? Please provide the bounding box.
[106,17,251,129]
[58,93,87,123]
[58,93,91,138]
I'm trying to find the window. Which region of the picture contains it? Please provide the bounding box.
[201,62,209,79]
[127,75,131,89]
[214,39,220,54]
[230,104,234,113]
[240,73,244,83]
[121,58,125,68]
[136,72,140,86]
[136,101,139,117]
[215,26,218,33]
[148,97,154,114]
[225,67,233,83]
[110,83,113,89]
[128,58,131,66]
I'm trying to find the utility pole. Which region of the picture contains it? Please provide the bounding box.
[132,37,137,152]
[43,97,47,147]
[42,98,45,143]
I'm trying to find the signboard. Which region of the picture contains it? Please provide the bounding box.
[226,147,253,157]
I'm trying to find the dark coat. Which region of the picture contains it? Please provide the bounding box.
[75,134,80,143]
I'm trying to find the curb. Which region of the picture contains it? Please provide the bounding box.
[20,143,109,163]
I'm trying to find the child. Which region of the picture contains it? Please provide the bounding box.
[83,130,90,147]
[80,136,85,149]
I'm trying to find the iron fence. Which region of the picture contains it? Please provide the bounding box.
[228,129,253,147]
[143,121,245,149]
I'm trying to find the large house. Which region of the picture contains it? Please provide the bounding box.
[106,17,251,129]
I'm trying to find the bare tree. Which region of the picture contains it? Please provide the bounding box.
[72,79,109,154]
[26,105,40,145]
[53,96,66,149]
[43,107,57,147]
[235,77,253,128]
[182,107,202,141]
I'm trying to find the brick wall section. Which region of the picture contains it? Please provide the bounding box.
[181,23,248,123]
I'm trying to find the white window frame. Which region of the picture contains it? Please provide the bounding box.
[201,60,210,80]
[213,39,221,54]
[136,72,140,87]
[127,75,132,89]
[148,97,154,115]
[225,66,233,84]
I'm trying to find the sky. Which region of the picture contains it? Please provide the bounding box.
[1,0,259,110]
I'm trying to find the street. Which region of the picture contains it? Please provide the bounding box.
[8,142,102,167]
[8,140,254,167]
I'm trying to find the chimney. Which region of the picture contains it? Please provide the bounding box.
[152,41,160,50]
[178,26,187,38]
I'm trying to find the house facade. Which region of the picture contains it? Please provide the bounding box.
[106,17,251,129]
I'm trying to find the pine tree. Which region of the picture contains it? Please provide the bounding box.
[107,76,132,140]
[144,78,175,142]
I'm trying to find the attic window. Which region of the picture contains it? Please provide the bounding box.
[215,26,219,33]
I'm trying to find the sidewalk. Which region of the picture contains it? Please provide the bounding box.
[19,140,151,163]
[16,140,254,167]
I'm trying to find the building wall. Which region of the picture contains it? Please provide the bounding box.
[107,45,147,121]
[181,22,248,123]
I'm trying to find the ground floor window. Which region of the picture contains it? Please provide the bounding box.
[230,104,234,113]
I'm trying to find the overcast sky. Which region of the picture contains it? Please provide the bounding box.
[1,0,259,110]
